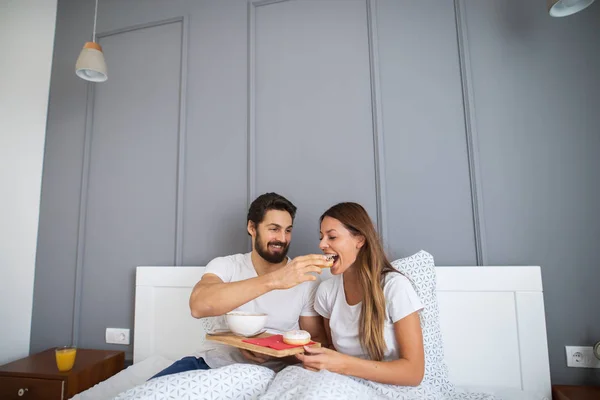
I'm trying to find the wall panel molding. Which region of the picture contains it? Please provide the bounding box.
[248,0,386,244]
[72,74,95,347]
[247,0,291,213]
[247,2,257,214]
[366,0,387,246]
[175,16,189,267]
[71,17,188,346]
[454,0,487,265]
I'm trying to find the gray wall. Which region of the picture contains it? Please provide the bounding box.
[78,20,183,350]
[377,0,477,264]
[253,0,378,255]
[32,0,600,385]
[32,0,250,358]
[463,0,600,386]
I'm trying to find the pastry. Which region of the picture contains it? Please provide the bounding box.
[283,329,311,345]
[322,254,337,268]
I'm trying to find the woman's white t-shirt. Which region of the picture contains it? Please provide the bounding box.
[314,272,423,361]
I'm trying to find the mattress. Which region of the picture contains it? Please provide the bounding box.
[70,355,174,400]
[456,386,550,400]
[71,357,549,400]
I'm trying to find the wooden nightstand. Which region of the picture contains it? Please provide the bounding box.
[0,348,124,399]
[552,385,600,400]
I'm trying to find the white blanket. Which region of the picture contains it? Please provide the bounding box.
[113,364,275,400]
[113,364,499,400]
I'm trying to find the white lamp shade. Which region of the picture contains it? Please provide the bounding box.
[547,0,596,17]
[76,42,107,82]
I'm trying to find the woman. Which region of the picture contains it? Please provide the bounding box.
[296,202,425,386]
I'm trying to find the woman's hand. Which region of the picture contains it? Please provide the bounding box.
[295,346,350,374]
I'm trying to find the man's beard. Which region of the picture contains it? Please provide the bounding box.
[255,231,290,264]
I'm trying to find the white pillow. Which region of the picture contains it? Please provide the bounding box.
[391,250,455,394]
[113,364,275,400]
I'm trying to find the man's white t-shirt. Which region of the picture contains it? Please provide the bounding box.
[199,252,319,370]
[314,272,423,361]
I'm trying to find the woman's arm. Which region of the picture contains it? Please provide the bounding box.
[297,312,424,386]
[344,311,424,385]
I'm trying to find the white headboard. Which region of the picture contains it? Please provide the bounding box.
[133,265,551,398]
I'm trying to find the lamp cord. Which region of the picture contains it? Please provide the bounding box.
[92,0,98,43]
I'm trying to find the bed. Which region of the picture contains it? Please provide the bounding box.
[73,256,552,400]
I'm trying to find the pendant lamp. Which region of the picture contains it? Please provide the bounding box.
[548,0,596,17]
[76,0,107,82]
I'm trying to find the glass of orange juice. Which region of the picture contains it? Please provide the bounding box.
[55,346,77,372]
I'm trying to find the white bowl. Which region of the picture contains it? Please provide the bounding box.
[225,312,268,336]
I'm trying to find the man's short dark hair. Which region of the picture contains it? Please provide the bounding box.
[247,192,297,229]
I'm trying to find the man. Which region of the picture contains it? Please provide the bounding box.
[150,192,331,379]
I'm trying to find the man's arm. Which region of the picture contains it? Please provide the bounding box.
[189,254,329,318]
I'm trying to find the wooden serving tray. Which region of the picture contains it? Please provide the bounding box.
[205,332,320,358]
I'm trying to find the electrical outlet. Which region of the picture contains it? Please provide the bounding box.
[565,346,600,368]
[105,328,130,345]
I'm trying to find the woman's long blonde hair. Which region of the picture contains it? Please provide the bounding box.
[320,202,397,361]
